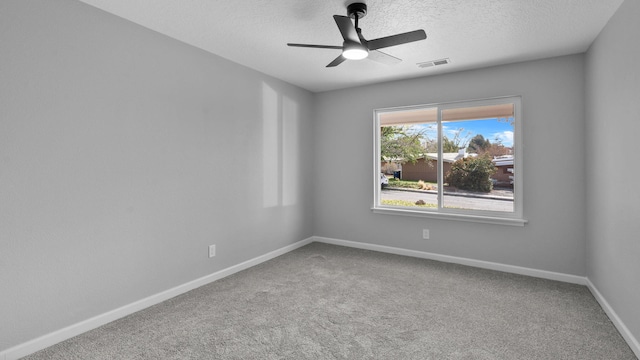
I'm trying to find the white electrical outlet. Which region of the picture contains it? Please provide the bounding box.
[422,229,430,239]
[208,244,216,258]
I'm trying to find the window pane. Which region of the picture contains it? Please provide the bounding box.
[380,110,438,209]
[440,110,514,213]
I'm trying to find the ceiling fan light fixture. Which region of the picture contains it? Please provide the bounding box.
[287,2,426,67]
[342,42,369,60]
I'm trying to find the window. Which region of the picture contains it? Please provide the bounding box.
[373,96,525,226]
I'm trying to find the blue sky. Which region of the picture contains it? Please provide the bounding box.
[418,117,514,148]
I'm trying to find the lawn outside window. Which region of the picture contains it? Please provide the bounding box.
[373,96,527,226]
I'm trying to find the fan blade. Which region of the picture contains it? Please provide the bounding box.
[333,15,361,44]
[367,50,402,65]
[366,30,426,50]
[287,43,343,50]
[326,54,347,67]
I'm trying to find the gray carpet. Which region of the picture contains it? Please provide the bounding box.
[24,242,636,359]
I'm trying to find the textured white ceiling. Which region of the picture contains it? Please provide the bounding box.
[77,0,624,92]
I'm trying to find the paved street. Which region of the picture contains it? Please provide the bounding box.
[381,189,514,212]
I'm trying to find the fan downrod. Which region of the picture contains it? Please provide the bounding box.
[347,2,367,19]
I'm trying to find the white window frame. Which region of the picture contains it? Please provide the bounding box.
[373,96,527,226]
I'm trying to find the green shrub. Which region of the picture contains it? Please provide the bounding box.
[445,156,496,192]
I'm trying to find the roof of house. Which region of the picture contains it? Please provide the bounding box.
[423,153,514,167]
[424,152,475,163]
[493,155,514,167]
[387,153,513,165]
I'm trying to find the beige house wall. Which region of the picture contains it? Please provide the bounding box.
[401,159,453,182]
[493,165,513,186]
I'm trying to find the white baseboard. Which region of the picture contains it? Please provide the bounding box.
[0,237,314,360]
[313,236,587,285]
[586,279,640,358]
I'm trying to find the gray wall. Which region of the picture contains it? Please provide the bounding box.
[586,0,640,344]
[0,0,315,351]
[314,55,587,276]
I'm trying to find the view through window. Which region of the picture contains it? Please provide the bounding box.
[374,97,522,221]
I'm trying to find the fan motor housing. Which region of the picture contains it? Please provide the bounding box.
[347,2,367,19]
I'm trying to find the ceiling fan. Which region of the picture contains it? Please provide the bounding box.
[287,2,427,68]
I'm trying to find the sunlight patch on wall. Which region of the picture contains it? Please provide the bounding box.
[262,83,300,208]
[282,96,299,207]
[262,83,280,208]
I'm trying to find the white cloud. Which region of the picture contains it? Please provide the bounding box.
[492,131,514,147]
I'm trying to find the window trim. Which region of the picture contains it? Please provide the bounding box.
[373,96,527,226]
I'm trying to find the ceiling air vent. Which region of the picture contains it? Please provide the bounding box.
[417,58,450,68]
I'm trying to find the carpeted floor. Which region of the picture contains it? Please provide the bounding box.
[23,242,637,359]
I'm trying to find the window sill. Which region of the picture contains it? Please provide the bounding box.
[372,207,528,226]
